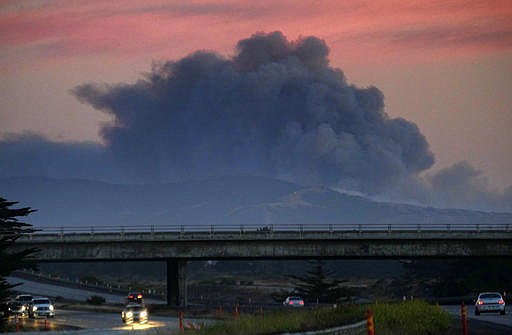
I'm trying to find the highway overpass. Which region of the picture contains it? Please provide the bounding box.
[9,223,512,306]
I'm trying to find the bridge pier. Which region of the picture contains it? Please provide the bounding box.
[166,259,187,307]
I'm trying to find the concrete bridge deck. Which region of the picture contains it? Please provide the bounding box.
[9,223,512,306]
[12,223,512,260]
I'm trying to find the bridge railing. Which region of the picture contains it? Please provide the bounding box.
[19,222,512,236]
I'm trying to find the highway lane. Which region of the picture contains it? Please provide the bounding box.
[9,275,511,333]
[6,276,165,304]
[3,309,197,334]
[443,304,512,331]
[4,276,192,333]
[55,309,181,332]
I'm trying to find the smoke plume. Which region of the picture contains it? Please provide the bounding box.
[1,32,510,211]
[425,161,512,211]
[71,31,434,194]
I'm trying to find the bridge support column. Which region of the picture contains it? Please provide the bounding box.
[166,259,187,307]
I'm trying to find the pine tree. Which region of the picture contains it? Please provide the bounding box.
[0,197,38,328]
[289,260,350,303]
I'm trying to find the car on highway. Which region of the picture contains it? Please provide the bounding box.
[15,294,33,308]
[126,292,144,305]
[474,292,506,315]
[121,304,148,324]
[6,301,27,317]
[28,297,55,318]
[283,296,305,307]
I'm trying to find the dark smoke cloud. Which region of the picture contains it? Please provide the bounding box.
[71,31,434,194]
[1,32,509,211]
[0,133,118,182]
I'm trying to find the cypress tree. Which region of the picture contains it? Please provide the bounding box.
[289,260,350,303]
[0,197,38,328]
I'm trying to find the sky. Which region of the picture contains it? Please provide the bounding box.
[1,0,511,211]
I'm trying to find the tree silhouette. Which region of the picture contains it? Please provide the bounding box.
[289,260,351,303]
[0,197,38,328]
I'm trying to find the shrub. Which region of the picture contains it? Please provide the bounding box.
[196,300,451,335]
[86,295,106,305]
[372,300,451,335]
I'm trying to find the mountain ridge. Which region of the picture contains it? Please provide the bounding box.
[1,175,511,228]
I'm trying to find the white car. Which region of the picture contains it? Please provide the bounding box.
[121,304,148,324]
[29,297,55,318]
[474,292,506,315]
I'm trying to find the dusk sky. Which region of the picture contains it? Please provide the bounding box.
[1,0,511,211]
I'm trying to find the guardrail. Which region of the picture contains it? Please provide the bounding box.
[279,319,368,335]
[6,222,512,243]
[20,222,512,235]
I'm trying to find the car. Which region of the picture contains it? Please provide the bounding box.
[15,294,33,307]
[28,297,55,318]
[0,302,8,318]
[6,301,27,317]
[121,304,148,324]
[474,292,506,315]
[15,295,33,313]
[283,296,305,307]
[126,292,144,305]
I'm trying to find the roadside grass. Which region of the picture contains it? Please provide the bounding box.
[372,300,451,335]
[194,300,451,335]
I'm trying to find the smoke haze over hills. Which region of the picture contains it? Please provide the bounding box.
[0,32,510,212]
[1,175,511,228]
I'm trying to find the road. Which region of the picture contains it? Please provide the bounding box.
[4,276,201,334]
[6,276,164,304]
[3,308,204,335]
[8,275,512,334]
[443,304,512,334]
[55,309,180,330]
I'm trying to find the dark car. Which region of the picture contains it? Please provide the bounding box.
[126,292,144,305]
[0,302,8,318]
[7,301,27,317]
[15,295,33,313]
[283,296,305,307]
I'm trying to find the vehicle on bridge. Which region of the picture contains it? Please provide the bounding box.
[474,292,506,315]
[121,304,148,324]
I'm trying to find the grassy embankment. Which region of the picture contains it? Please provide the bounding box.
[193,300,451,335]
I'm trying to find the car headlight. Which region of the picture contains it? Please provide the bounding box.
[49,305,54,311]
[140,310,147,317]
[21,306,25,312]
[126,311,133,318]
[32,306,37,311]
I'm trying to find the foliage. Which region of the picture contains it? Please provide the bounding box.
[197,305,363,335]
[404,259,512,297]
[195,300,451,335]
[0,197,38,329]
[86,295,106,305]
[288,260,352,303]
[372,300,451,335]
[80,275,104,285]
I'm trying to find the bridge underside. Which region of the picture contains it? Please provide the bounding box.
[17,238,512,260]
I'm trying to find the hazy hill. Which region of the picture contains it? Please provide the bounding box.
[1,175,511,228]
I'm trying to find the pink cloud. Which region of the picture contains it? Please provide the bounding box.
[1,0,511,67]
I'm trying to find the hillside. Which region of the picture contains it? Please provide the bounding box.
[1,175,511,228]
